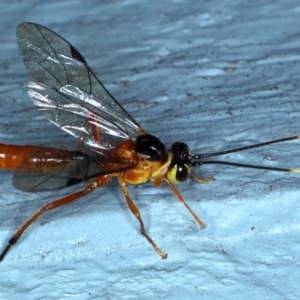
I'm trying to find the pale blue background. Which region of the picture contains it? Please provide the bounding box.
[0,1,300,299]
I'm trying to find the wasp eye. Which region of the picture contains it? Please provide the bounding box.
[175,164,189,182]
[167,142,191,184]
[167,163,190,184]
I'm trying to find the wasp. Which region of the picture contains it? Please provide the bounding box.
[0,23,299,262]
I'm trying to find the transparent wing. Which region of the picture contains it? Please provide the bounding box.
[16,22,142,151]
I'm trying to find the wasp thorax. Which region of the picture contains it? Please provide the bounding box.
[167,142,192,184]
[134,134,167,161]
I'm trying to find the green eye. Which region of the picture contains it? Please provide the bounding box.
[167,163,189,184]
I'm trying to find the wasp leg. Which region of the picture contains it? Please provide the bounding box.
[164,177,206,229]
[190,169,215,184]
[0,175,112,263]
[118,178,168,260]
[78,116,103,151]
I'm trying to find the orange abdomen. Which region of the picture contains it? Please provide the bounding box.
[0,144,34,170]
[0,144,75,171]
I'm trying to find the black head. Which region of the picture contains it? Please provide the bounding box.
[167,142,192,184]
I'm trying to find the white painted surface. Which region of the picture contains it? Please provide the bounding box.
[0,1,300,299]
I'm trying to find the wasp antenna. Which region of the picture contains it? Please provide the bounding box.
[190,135,300,173]
[191,135,300,162]
[197,160,300,174]
[192,134,300,160]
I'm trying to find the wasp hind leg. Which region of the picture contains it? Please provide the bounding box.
[0,175,112,263]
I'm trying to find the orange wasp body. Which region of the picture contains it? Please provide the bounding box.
[0,23,299,262]
[0,144,75,171]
